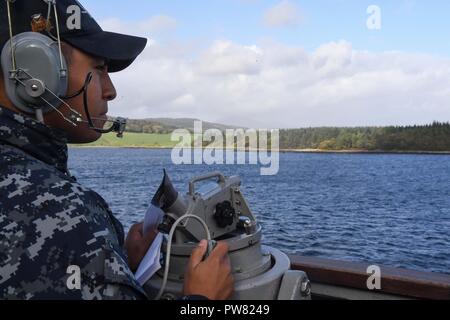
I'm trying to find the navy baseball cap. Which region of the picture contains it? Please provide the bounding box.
[0,0,147,72]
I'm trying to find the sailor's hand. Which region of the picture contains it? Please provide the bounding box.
[124,222,158,272]
[183,240,234,300]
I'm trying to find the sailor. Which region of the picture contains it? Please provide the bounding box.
[0,0,233,300]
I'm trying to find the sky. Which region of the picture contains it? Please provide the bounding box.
[81,0,450,128]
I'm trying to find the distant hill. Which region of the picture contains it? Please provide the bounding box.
[148,118,243,132]
[120,118,177,134]
[111,117,243,134]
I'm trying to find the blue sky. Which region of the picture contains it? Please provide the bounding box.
[77,1,450,128]
[83,0,450,56]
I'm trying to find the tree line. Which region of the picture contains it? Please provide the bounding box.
[279,122,450,151]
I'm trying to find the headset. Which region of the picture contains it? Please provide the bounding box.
[1,0,127,137]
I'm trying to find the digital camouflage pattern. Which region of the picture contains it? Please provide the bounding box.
[0,106,147,300]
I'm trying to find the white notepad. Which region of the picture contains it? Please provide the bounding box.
[135,203,165,286]
[134,232,163,286]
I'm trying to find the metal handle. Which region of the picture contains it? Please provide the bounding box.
[189,172,226,195]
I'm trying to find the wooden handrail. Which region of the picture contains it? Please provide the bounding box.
[289,255,450,300]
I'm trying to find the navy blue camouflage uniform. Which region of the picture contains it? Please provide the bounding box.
[0,106,147,300]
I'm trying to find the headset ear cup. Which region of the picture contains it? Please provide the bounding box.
[1,32,68,115]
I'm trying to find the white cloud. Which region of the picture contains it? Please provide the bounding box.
[263,1,303,28]
[196,41,263,76]
[107,36,450,129]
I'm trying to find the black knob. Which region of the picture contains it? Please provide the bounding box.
[214,201,236,228]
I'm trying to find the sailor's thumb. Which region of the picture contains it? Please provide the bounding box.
[189,240,208,268]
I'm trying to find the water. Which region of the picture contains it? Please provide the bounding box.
[68,148,450,275]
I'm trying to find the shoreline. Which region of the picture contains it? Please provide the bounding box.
[69,145,450,155]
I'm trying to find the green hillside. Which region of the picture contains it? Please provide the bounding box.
[74,132,177,148]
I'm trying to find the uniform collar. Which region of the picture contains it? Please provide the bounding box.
[0,106,70,175]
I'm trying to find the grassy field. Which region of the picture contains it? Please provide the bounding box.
[72,132,178,148]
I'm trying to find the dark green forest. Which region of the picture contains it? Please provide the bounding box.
[279,122,450,151]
